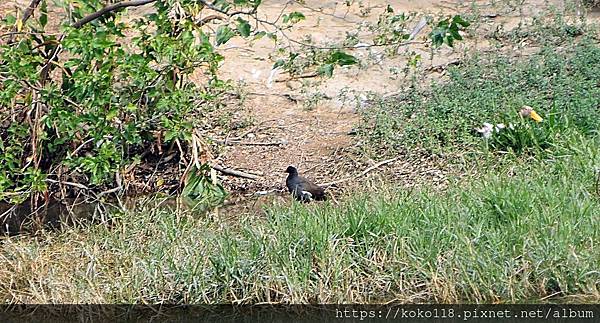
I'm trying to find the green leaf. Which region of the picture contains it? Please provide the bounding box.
[453,15,470,27]
[329,51,358,66]
[215,25,235,45]
[253,31,266,40]
[445,35,454,47]
[450,28,462,41]
[283,11,305,24]
[213,0,232,12]
[430,29,445,48]
[39,0,48,28]
[317,64,334,77]
[4,14,16,25]
[266,32,277,41]
[273,59,286,69]
[236,18,251,37]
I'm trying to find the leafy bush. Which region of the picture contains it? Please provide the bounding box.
[0,0,266,203]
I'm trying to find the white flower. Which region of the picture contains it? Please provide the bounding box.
[476,122,494,139]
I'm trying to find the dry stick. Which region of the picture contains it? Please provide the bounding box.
[96,185,121,199]
[214,139,287,146]
[67,137,95,158]
[274,72,319,83]
[211,165,261,180]
[318,157,398,187]
[246,92,299,102]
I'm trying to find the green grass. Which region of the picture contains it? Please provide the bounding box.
[0,131,598,303]
[357,41,600,156]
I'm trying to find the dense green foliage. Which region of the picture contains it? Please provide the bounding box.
[0,0,263,202]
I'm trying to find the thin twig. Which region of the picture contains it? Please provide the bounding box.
[274,72,319,82]
[46,178,89,190]
[196,14,224,27]
[318,157,398,187]
[67,138,95,158]
[256,15,426,50]
[96,186,121,199]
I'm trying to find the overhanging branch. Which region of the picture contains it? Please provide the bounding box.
[72,0,256,29]
[71,0,157,28]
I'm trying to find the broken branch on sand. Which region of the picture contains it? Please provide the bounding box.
[211,164,262,180]
[213,139,288,146]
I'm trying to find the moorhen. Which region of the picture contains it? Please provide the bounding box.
[284,166,326,202]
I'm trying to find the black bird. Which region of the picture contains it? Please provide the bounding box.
[284,166,326,202]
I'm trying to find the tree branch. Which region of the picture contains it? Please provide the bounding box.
[72,0,156,28]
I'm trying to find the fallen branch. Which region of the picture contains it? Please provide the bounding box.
[275,72,319,83]
[407,16,428,41]
[212,164,261,180]
[246,92,300,102]
[318,157,398,187]
[214,139,288,146]
[227,119,277,141]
